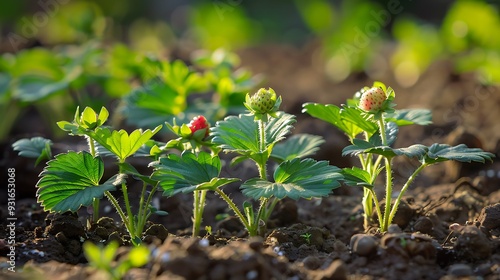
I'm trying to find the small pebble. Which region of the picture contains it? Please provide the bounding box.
[302,255,321,270]
[448,264,472,276]
[387,224,402,233]
[316,259,347,280]
[350,234,378,256]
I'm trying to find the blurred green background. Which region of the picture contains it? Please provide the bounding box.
[1,0,499,141]
[1,0,499,83]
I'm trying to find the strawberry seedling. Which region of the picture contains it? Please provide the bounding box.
[303,81,495,232]
[151,88,343,236]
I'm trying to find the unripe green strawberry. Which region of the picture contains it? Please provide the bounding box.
[188,115,210,138]
[245,88,278,114]
[358,87,386,112]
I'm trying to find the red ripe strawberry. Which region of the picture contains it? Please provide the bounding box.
[188,115,210,138]
[358,87,386,112]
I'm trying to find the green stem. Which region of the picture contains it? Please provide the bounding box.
[104,191,130,233]
[369,189,383,227]
[192,190,208,237]
[372,155,384,179]
[387,163,427,226]
[135,184,158,238]
[258,119,266,153]
[118,162,135,238]
[358,133,376,229]
[257,119,268,180]
[259,197,279,223]
[215,188,252,234]
[86,137,100,223]
[135,182,149,237]
[362,189,373,229]
[378,117,393,232]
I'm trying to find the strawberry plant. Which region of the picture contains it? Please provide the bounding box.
[83,241,150,280]
[122,48,262,129]
[151,88,343,236]
[13,106,166,245]
[303,81,495,232]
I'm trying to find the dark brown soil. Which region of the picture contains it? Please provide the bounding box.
[1,44,500,279]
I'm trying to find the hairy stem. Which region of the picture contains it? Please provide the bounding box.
[104,191,130,234]
[387,163,427,226]
[254,119,268,180]
[369,189,383,227]
[192,190,208,237]
[259,197,279,223]
[378,117,393,232]
[86,136,100,223]
[118,162,135,237]
[215,189,252,234]
[362,189,373,229]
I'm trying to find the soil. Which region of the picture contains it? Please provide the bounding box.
[1,44,500,279]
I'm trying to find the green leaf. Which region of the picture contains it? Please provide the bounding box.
[57,106,109,135]
[36,151,125,212]
[0,73,11,100]
[196,177,241,191]
[271,134,325,162]
[13,75,68,102]
[13,66,81,102]
[102,241,119,264]
[151,151,239,196]
[386,109,433,126]
[97,107,110,127]
[127,245,150,267]
[89,125,162,161]
[342,139,428,159]
[56,121,80,135]
[341,167,374,188]
[302,103,357,137]
[241,158,343,200]
[302,103,378,139]
[122,81,185,128]
[162,60,207,95]
[340,106,379,135]
[211,112,295,154]
[118,162,157,186]
[81,107,98,129]
[423,143,495,165]
[369,121,399,146]
[83,242,102,268]
[12,137,52,159]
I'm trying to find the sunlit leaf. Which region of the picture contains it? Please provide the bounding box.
[150,151,239,195]
[302,103,378,139]
[122,81,185,128]
[89,126,162,161]
[211,112,295,154]
[341,167,374,188]
[241,158,343,200]
[36,151,125,212]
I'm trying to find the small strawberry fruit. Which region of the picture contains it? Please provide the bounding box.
[244,88,282,121]
[358,87,386,113]
[188,115,210,138]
